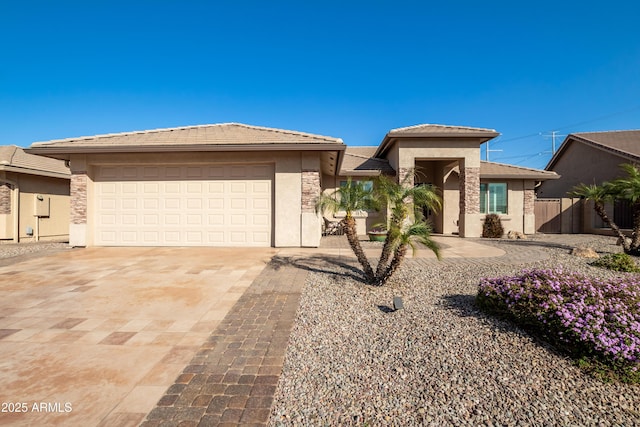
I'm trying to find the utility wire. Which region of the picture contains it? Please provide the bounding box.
[487,104,640,148]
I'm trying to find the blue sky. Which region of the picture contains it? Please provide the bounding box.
[1,1,639,169]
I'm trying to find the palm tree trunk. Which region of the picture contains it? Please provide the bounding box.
[377,244,408,286]
[342,217,375,283]
[375,229,397,279]
[594,202,630,252]
[630,201,640,252]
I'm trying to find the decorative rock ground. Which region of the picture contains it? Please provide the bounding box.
[270,235,640,426]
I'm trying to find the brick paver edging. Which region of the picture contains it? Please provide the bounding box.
[141,258,307,427]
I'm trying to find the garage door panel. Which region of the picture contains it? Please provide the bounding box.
[95,164,272,246]
[165,198,181,209]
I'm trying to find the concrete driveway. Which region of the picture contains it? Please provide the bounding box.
[0,247,277,426]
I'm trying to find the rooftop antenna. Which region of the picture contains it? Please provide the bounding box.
[541,131,566,154]
[485,140,503,161]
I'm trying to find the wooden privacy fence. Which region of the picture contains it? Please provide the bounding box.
[535,198,562,233]
[534,198,582,234]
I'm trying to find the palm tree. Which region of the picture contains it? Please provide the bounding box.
[374,173,442,282]
[316,177,379,282]
[568,182,629,251]
[376,220,441,286]
[607,163,640,253]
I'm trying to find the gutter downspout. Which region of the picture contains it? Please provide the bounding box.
[0,177,19,243]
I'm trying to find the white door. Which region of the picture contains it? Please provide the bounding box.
[94,164,273,246]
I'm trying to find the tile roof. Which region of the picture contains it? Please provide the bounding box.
[572,130,640,155]
[388,124,499,137]
[375,123,500,157]
[339,146,395,176]
[545,130,640,170]
[479,161,559,180]
[0,146,70,178]
[31,123,344,148]
[452,161,558,180]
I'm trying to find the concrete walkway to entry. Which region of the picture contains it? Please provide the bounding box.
[279,235,508,259]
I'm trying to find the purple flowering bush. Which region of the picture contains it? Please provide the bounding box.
[477,268,640,383]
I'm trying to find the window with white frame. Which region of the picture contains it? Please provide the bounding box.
[480,183,507,214]
[340,180,373,191]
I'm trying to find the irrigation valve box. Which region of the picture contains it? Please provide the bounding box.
[34,194,50,217]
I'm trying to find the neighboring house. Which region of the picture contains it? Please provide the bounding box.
[27,123,557,248]
[0,145,70,242]
[539,130,640,233]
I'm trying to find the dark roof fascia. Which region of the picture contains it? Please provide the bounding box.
[545,134,640,170]
[333,149,346,177]
[0,165,71,180]
[338,170,383,177]
[26,143,347,161]
[481,172,560,180]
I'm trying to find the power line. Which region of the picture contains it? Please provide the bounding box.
[552,105,640,132]
[490,104,640,147]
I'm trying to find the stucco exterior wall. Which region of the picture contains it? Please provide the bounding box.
[18,175,70,241]
[0,173,70,242]
[442,169,460,234]
[396,140,482,237]
[397,139,481,169]
[71,151,319,247]
[320,174,384,235]
[538,141,628,198]
[477,179,535,235]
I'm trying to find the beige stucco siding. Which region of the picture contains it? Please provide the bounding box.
[539,141,627,198]
[478,179,535,235]
[397,139,481,168]
[320,175,384,235]
[0,172,70,241]
[70,151,319,247]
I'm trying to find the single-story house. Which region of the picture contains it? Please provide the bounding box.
[0,145,70,242]
[539,130,640,233]
[27,123,558,248]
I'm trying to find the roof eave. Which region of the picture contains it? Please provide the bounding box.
[0,165,71,179]
[374,131,500,158]
[482,173,560,180]
[26,143,347,161]
[338,170,383,177]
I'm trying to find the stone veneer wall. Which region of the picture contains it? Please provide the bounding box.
[459,167,480,214]
[70,172,87,224]
[0,183,11,215]
[398,167,414,186]
[301,170,321,213]
[524,187,535,215]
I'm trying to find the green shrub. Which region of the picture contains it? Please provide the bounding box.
[482,214,504,238]
[591,253,640,272]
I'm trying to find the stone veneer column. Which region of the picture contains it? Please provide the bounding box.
[301,170,321,247]
[523,184,536,234]
[459,166,481,237]
[0,183,11,215]
[70,171,88,246]
[301,170,321,213]
[398,167,414,186]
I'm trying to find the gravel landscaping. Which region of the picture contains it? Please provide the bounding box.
[270,235,640,426]
[0,240,69,260]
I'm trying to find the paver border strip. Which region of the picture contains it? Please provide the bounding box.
[141,257,307,427]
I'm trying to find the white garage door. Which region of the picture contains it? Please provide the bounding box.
[94,164,273,246]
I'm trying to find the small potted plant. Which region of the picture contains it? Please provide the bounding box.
[368,224,387,242]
